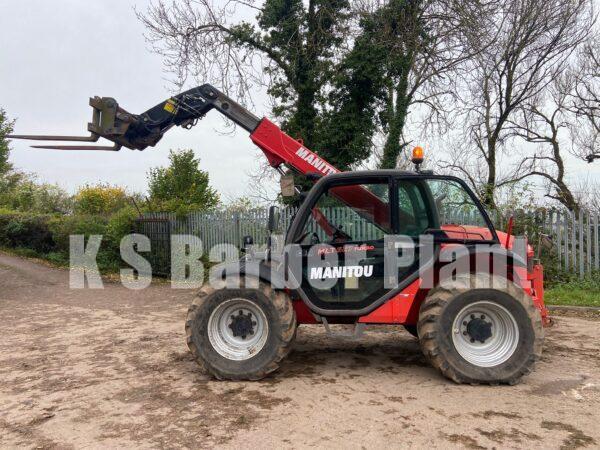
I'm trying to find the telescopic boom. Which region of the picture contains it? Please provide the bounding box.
[8,84,392,229]
[8,84,338,176]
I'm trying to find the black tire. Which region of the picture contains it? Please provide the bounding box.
[403,325,419,338]
[417,273,543,385]
[185,278,296,380]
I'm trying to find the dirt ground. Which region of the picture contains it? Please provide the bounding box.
[0,253,599,449]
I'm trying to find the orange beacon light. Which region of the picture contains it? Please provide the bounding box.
[412,146,424,164]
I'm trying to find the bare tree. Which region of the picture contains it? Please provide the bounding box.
[573,178,600,211]
[448,0,593,208]
[505,85,579,212]
[139,0,267,102]
[565,35,600,162]
[245,158,281,205]
[495,30,600,213]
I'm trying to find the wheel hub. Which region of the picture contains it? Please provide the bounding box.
[228,310,257,340]
[207,298,269,361]
[464,315,493,343]
[452,301,519,368]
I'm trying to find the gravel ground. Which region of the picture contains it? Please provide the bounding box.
[0,252,599,449]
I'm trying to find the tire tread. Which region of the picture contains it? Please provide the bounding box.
[417,274,543,385]
[185,278,296,380]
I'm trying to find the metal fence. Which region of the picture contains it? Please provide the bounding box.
[176,208,298,249]
[136,208,600,277]
[543,210,600,278]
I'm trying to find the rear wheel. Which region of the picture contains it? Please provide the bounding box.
[418,274,543,385]
[186,278,296,380]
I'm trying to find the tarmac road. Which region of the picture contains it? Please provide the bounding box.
[0,252,599,449]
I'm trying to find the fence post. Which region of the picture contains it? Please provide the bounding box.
[595,212,599,272]
[563,212,568,271]
[571,210,576,275]
[234,212,241,248]
[556,211,562,271]
[579,210,584,279]
[587,211,592,275]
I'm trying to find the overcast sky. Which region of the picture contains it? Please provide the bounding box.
[0,0,271,201]
[1,0,598,203]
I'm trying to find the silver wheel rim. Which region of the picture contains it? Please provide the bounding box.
[208,298,269,361]
[452,301,519,367]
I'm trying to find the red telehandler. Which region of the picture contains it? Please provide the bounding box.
[9,84,548,384]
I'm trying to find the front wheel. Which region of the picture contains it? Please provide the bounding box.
[186,278,296,380]
[418,274,543,385]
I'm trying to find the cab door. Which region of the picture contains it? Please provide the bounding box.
[291,177,394,313]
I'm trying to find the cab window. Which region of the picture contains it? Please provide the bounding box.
[395,178,494,240]
[299,182,391,244]
[397,180,430,236]
[426,179,492,240]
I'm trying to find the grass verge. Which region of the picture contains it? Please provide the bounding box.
[545,277,600,308]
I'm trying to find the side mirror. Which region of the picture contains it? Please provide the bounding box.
[241,235,254,253]
[280,173,296,198]
[268,205,281,233]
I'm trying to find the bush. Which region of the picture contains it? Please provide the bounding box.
[105,206,139,255]
[47,215,108,253]
[0,212,55,253]
[73,184,130,215]
[48,214,129,273]
[0,173,73,214]
[0,206,142,274]
[26,182,73,214]
[148,149,219,216]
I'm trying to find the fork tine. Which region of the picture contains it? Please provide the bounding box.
[30,144,121,151]
[7,133,100,142]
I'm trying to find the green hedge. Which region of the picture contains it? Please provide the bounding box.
[0,212,55,253]
[0,208,138,272]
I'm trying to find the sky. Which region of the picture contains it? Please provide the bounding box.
[0,0,270,201]
[1,0,598,204]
